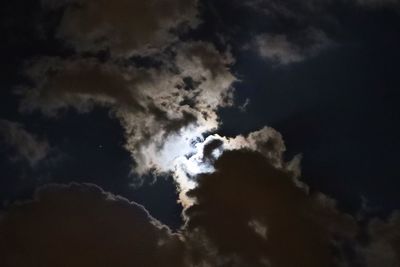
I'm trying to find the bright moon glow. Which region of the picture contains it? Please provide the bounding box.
[143,122,256,207]
[149,125,226,206]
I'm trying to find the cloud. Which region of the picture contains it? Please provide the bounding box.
[19,0,239,189]
[184,149,357,267]
[252,29,331,65]
[153,126,296,208]
[238,0,336,65]
[0,152,396,267]
[196,126,290,170]
[42,0,199,56]
[0,183,185,267]
[226,126,288,168]
[0,119,49,166]
[19,41,236,178]
[240,0,398,65]
[358,211,400,267]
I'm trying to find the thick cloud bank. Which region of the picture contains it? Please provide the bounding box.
[1,150,397,266]
[0,183,185,267]
[185,150,357,267]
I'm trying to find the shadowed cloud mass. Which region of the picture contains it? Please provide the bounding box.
[0,183,185,267]
[42,0,199,56]
[1,148,397,266]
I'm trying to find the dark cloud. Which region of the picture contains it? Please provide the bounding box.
[0,183,185,267]
[19,57,147,115]
[175,41,235,79]
[0,119,49,166]
[42,0,199,56]
[0,152,398,267]
[184,150,357,267]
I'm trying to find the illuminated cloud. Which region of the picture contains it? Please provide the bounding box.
[19,0,240,191]
[19,42,236,183]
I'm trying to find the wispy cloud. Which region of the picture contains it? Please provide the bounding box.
[0,119,49,166]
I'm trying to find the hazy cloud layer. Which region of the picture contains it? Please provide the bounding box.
[0,119,49,166]
[42,0,199,56]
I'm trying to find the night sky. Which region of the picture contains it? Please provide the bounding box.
[1,0,400,266]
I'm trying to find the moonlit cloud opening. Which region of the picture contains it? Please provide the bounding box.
[146,127,221,206]
[144,125,293,207]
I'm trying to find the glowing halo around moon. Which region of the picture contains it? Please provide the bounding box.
[146,125,226,207]
[143,123,268,207]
